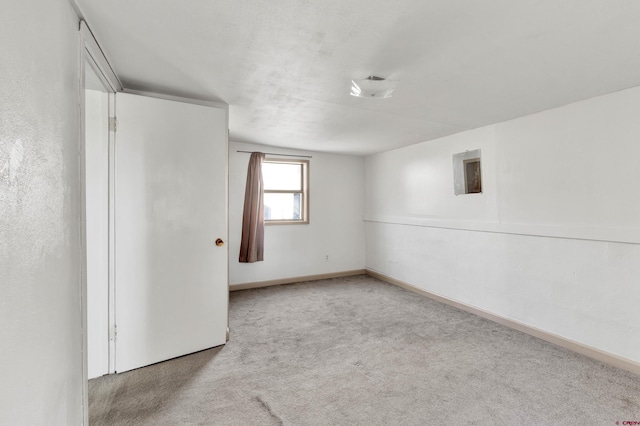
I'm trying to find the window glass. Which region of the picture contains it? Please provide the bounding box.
[264,193,302,220]
[263,162,302,191]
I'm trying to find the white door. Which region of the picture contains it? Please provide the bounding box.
[115,93,228,373]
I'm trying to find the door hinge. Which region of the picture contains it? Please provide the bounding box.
[110,324,117,342]
[109,117,117,132]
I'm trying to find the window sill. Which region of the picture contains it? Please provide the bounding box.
[265,220,309,226]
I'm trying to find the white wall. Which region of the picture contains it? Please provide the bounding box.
[229,142,365,285]
[365,85,640,365]
[0,1,83,424]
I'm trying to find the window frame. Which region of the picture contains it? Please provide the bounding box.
[263,158,309,225]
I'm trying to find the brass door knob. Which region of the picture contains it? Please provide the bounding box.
[215,238,224,247]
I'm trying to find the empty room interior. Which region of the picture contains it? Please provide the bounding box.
[3,0,640,425]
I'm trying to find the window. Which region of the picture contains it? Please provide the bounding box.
[463,158,482,193]
[263,159,309,224]
[453,149,482,195]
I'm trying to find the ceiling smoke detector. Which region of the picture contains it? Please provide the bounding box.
[350,76,397,99]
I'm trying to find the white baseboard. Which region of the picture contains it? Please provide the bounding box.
[366,269,640,376]
[229,269,367,291]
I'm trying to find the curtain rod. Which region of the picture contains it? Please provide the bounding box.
[236,150,312,159]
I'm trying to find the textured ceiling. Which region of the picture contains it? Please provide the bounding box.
[76,0,640,155]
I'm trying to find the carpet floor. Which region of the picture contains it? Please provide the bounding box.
[89,275,640,425]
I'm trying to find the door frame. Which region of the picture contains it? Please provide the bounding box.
[79,20,121,426]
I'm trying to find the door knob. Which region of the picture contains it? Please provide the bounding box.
[215,238,224,247]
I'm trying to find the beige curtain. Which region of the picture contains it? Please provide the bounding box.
[239,152,265,263]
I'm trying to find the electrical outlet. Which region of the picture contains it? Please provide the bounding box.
[324,254,329,262]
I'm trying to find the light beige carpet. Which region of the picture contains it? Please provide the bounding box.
[89,275,640,425]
